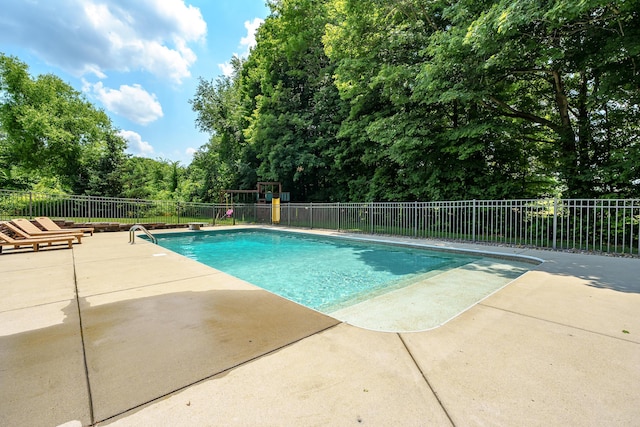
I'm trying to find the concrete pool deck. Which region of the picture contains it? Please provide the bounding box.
[1,226,639,426]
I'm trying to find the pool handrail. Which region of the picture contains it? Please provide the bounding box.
[129,224,157,245]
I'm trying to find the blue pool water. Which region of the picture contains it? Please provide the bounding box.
[153,229,478,312]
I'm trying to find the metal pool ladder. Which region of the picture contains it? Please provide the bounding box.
[129,224,157,244]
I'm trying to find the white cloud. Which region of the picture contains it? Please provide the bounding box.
[0,0,207,84]
[218,61,235,78]
[119,130,154,156]
[151,0,207,41]
[86,81,163,125]
[240,18,263,54]
[218,17,263,76]
[186,147,197,156]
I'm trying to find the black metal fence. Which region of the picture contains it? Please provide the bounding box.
[0,190,222,225]
[1,190,638,256]
[257,199,640,256]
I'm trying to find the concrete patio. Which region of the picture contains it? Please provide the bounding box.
[1,227,639,426]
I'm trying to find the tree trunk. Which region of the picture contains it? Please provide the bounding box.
[550,70,581,197]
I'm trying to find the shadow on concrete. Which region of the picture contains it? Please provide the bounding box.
[537,256,640,294]
[80,288,338,423]
[0,301,91,427]
[0,285,338,426]
[0,244,74,257]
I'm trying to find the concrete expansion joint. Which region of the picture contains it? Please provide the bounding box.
[478,303,639,344]
[72,248,96,425]
[0,298,75,315]
[398,333,456,427]
[80,273,217,299]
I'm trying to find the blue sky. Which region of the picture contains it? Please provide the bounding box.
[0,0,270,165]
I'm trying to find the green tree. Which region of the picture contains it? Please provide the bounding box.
[190,56,257,200]
[0,53,122,193]
[84,132,129,197]
[241,0,347,201]
[119,157,184,200]
[324,0,438,200]
[189,0,639,203]
[325,0,557,200]
[417,0,640,197]
[183,140,232,202]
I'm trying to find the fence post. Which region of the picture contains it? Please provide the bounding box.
[310,202,313,229]
[29,192,33,218]
[337,202,341,231]
[552,198,558,249]
[414,201,418,237]
[472,199,476,242]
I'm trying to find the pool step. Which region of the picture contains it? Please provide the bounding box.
[328,258,532,332]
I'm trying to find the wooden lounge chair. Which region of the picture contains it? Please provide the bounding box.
[34,216,94,236]
[7,219,83,244]
[0,230,74,253]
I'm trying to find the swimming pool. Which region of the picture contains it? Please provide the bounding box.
[152,228,539,331]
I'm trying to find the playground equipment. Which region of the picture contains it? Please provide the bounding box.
[220,182,288,224]
[222,182,290,204]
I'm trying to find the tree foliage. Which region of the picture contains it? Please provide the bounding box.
[241,0,347,201]
[0,53,191,200]
[190,0,639,201]
[417,0,640,197]
[3,0,640,202]
[0,54,128,193]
